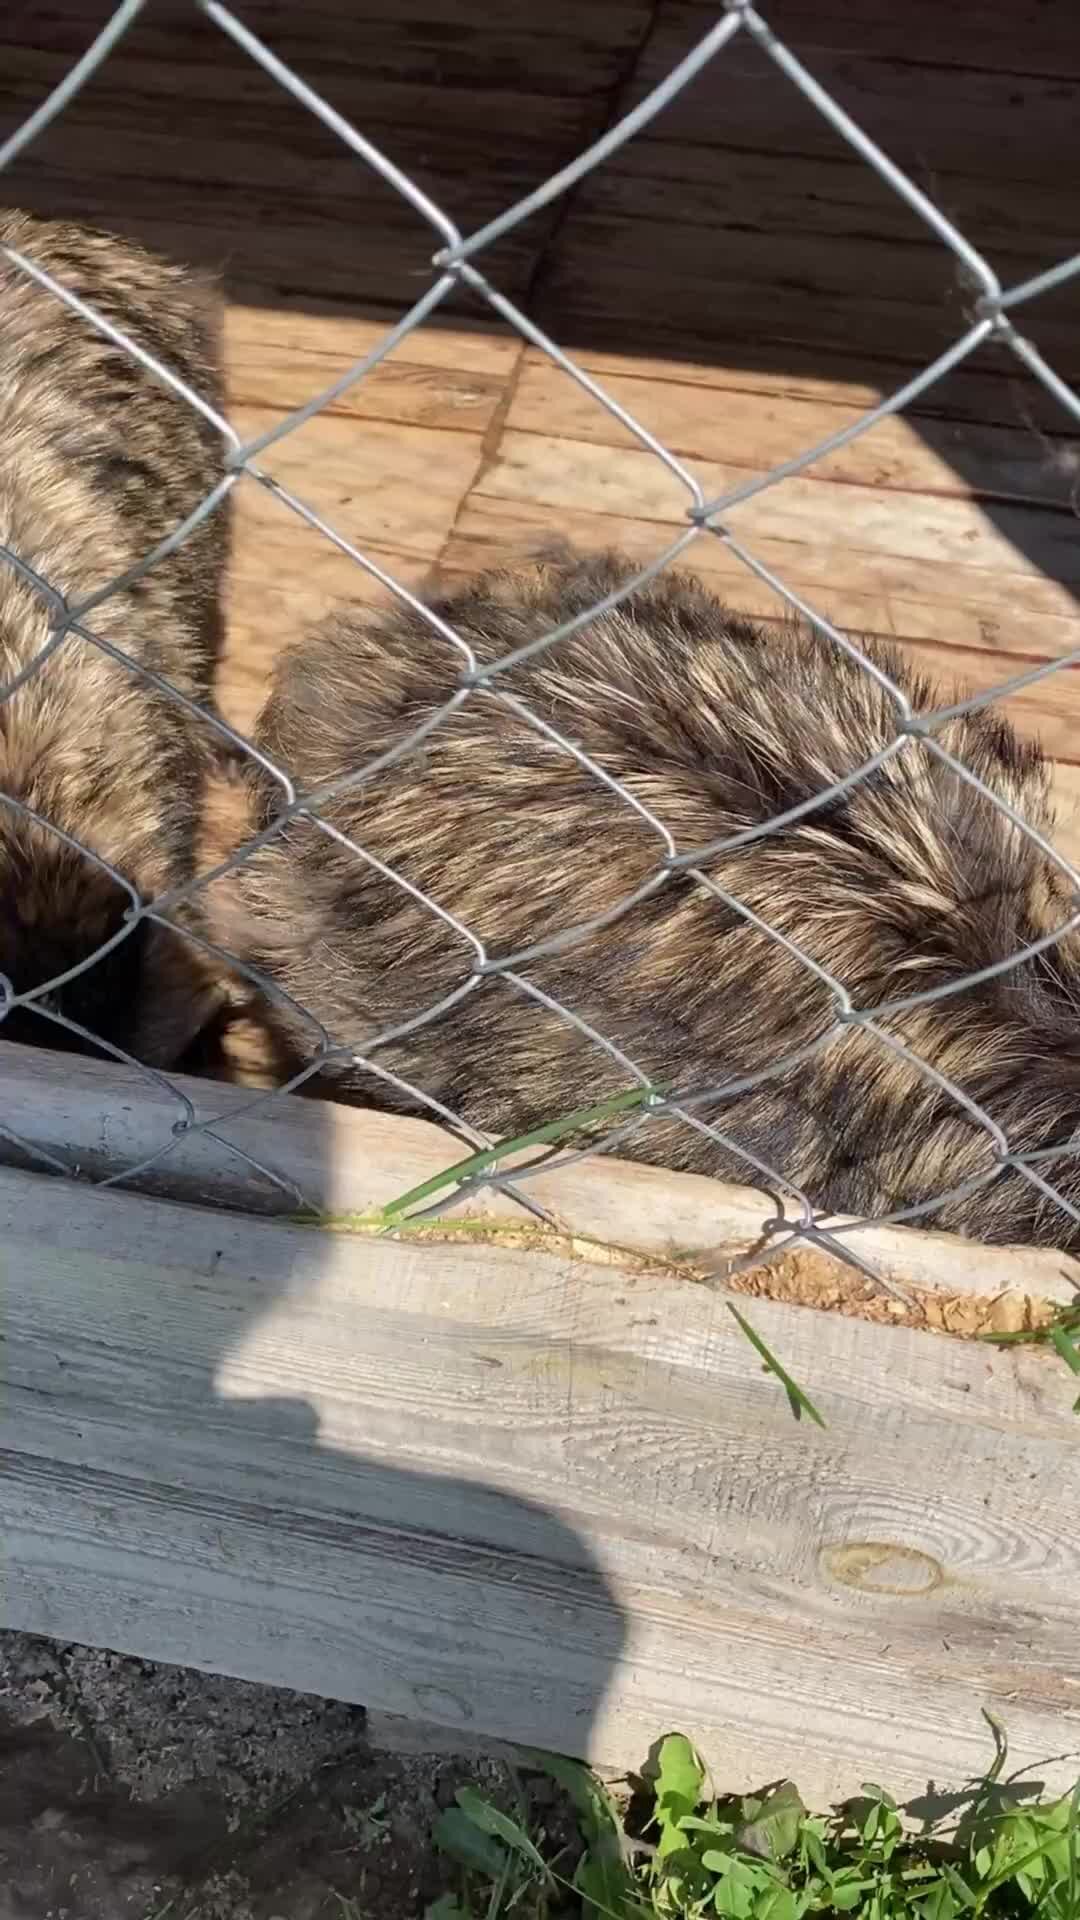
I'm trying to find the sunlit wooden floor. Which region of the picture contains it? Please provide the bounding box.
[5,0,1080,860]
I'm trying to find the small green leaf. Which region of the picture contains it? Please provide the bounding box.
[656,1734,706,1817]
[912,1884,956,1920]
[755,1887,797,1920]
[523,1747,641,1918]
[725,1306,827,1428]
[576,1852,646,1917]
[736,1782,806,1861]
[1040,1793,1079,1832]
[454,1786,550,1879]
[432,1806,507,1878]
[940,1861,978,1909]
[423,1899,470,1920]
[1049,1325,1080,1375]
[799,1824,829,1878]
[521,1749,625,1857]
[831,1882,874,1911]
[714,1868,755,1919]
[380,1084,666,1221]
[860,1782,897,1810]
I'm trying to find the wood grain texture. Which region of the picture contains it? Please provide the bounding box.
[0,0,653,309]
[680,0,1080,81]
[3,1042,1078,1307]
[633,8,1080,183]
[4,0,1077,783]
[439,493,1080,666]
[3,1163,1079,1801]
[536,1,1080,375]
[224,407,489,732]
[218,309,523,731]
[506,356,1078,510]
[481,432,1080,585]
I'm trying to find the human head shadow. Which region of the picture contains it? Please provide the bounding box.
[1,1038,628,1769]
[0,0,632,1787]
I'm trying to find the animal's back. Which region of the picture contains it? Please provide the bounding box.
[236,549,1080,1245]
[0,210,226,1059]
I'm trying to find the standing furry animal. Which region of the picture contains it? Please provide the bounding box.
[0,208,227,1064]
[227,545,1080,1248]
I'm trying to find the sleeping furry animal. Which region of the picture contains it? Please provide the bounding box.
[225,545,1080,1247]
[0,208,227,1064]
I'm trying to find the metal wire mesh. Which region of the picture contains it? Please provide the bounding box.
[3,0,1080,1275]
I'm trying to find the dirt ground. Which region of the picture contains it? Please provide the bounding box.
[0,1631,575,1920]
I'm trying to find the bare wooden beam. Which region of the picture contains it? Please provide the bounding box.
[3,1163,1079,1804]
[4,1040,1077,1306]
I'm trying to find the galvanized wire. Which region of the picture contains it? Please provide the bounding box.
[2,0,1079,1271]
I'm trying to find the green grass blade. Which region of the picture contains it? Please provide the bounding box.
[1049,1327,1080,1413]
[1060,1774,1068,1912]
[379,1085,665,1221]
[980,1709,1008,1789]
[726,1305,827,1429]
[980,1312,1080,1413]
[433,1806,508,1878]
[455,1786,552,1881]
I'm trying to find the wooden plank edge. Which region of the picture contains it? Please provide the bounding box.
[4,1040,1076,1307]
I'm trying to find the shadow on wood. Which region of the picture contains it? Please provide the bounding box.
[1,1051,629,1758]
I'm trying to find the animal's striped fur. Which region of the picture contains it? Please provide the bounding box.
[0,209,227,1063]
[228,546,1080,1247]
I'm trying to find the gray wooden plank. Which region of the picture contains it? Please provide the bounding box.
[3,1166,1079,1803]
[3,1041,1077,1305]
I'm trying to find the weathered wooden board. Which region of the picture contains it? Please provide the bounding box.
[3,1159,1079,1804]
[224,307,519,429]
[0,0,653,309]
[225,408,490,731]
[220,308,523,732]
[633,6,1080,185]
[481,431,1080,585]
[3,1040,1078,1304]
[505,356,1078,510]
[536,0,1080,374]
[5,0,1077,788]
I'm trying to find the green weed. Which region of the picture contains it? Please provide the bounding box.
[429,1725,1080,1919]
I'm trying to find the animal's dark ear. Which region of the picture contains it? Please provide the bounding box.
[522,534,581,572]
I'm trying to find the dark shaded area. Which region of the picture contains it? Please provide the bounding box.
[0,1641,582,1917]
[1,10,1076,387]
[2,1126,627,1913]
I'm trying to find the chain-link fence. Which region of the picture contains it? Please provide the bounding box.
[2,0,1080,1280]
